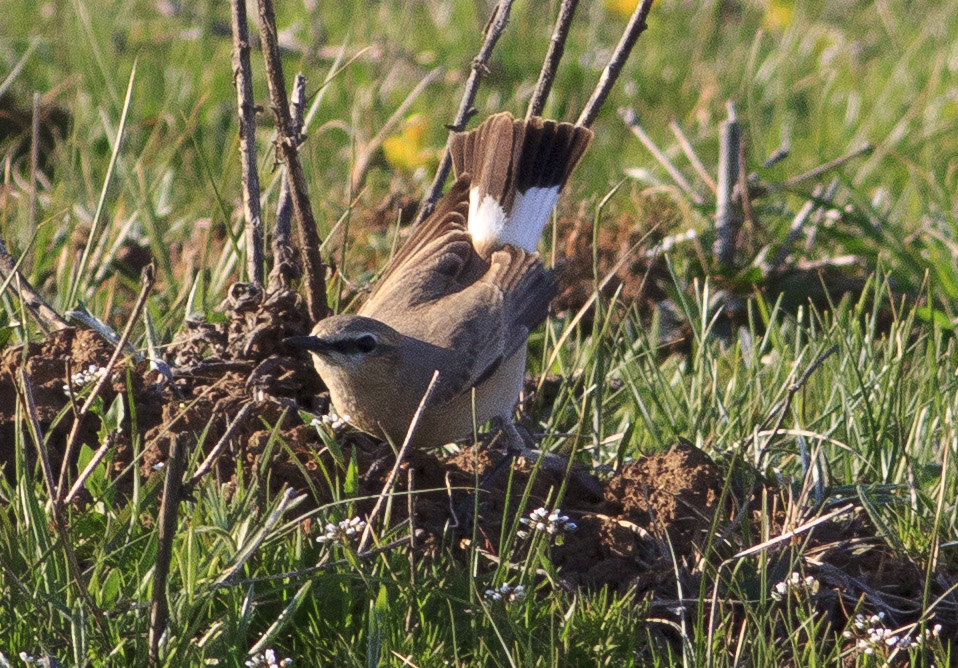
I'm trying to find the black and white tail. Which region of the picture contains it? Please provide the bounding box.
[449,113,592,253]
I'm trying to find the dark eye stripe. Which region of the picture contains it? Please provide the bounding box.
[329,336,376,354]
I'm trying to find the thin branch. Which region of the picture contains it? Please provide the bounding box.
[63,431,118,505]
[803,177,840,252]
[669,118,717,193]
[576,0,655,128]
[269,74,306,293]
[620,107,704,205]
[57,264,156,500]
[148,433,187,666]
[18,370,107,634]
[216,488,304,584]
[755,344,839,464]
[350,66,444,192]
[0,237,69,332]
[413,0,516,225]
[230,0,264,288]
[358,370,441,553]
[770,183,826,272]
[713,102,741,269]
[188,401,256,486]
[212,534,416,588]
[257,0,328,321]
[526,0,579,119]
[780,143,873,190]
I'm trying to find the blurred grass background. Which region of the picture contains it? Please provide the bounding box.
[2,0,957,332]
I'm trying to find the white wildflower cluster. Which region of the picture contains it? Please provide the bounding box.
[63,364,106,394]
[518,507,577,540]
[842,612,942,657]
[310,411,351,431]
[17,653,63,667]
[770,572,819,601]
[484,583,527,604]
[246,649,293,667]
[316,517,366,547]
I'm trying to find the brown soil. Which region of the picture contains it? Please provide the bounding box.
[1,283,955,652]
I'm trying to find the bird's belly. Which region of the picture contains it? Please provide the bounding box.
[416,346,527,448]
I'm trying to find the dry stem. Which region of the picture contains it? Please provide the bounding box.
[149,433,187,665]
[257,0,328,321]
[713,102,741,269]
[414,0,516,225]
[620,107,703,204]
[56,264,156,500]
[230,0,265,287]
[0,237,69,333]
[526,0,579,119]
[576,0,655,128]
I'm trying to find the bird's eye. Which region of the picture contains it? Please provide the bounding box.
[355,334,377,353]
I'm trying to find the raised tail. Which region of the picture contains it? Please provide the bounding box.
[449,112,592,253]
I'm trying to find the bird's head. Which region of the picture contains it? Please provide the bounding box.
[285,315,427,439]
[285,315,402,375]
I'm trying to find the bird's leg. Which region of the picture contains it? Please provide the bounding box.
[487,417,604,501]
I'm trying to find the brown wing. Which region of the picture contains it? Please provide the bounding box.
[409,245,557,407]
[360,177,479,322]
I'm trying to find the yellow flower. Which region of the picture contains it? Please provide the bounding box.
[382,115,434,172]
[604,0,638,18]
[763,0,794,30]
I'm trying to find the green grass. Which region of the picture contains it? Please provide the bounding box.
[1,0,957,665]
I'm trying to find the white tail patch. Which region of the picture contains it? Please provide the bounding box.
[468,186,560,253]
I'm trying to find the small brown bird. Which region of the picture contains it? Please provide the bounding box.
[287,112,592,448]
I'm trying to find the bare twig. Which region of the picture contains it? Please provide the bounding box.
[188,401,257,485]
[18,370,107,633]
[230,0,264,287]
[770,183,825,272]
[149,433,187,665]
[57,264,156,500]
[216,488,304,584]
[780,143,873,190]
[257,0,328,321]
[754,345,839,464]
[269,74,306,292]
[803,177,840,252]
[275,75,307,249]
[620,107,704,205]
[414,0,516,225]
[669,118,717,193]
[63,431,118,505]
[358,370,441,553]
[736,128,755,229]
[576,0,655,128]
[713,102,741,269]
[350,66,444,192]
[0,237,69,332]
[526,0,579,119]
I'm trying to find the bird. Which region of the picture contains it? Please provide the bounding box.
[286,112,592,449]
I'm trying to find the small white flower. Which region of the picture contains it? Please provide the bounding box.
[246,648,293,667]
[519,507,576,540]
[316,517,366,547]
[485,582,527,604]
[770,572,818,601]
[64,364,107,395]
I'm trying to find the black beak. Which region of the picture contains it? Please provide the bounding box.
[284,335,331,354]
